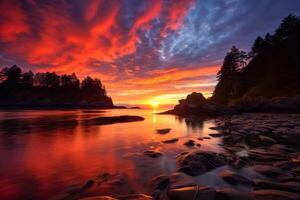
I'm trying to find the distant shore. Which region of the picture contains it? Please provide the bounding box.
[0,103,128,110]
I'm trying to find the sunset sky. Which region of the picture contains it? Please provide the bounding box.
[1,0,300,106]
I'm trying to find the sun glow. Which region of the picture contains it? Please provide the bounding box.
[150,100,159,108]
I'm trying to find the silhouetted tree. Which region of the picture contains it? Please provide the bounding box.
[61,73,80,90]
[44,72,60,88]
[274,14,300,42]
[21,71,34,87]
[2,65,22,87]
[34,73,46,87]
[213,46,247,103]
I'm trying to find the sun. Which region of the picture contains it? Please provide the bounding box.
[150,100,159,108]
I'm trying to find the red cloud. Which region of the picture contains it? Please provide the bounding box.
[0,0,29,42]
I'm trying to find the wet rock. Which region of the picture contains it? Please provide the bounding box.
[82,179,95,189]
[184,140,195,147]
[177,150,227,176]
[253,180,300,194]
[251,165,286,179]
[291,167,300,175]
[168,186,216,200]
[230,158,249,169]
[162,138,178,143]
[209,133,223,137]
[220,171,252,186]
[156,128,171,134]
[80,197,117,200]
[252,189,300,200]
[150,175,170,190]
[87,116,145,125]
[117,194,153,200]
[258,135,276,144]
[216,188,254,200]
[144,150,162,158]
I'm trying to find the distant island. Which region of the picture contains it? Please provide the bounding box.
[165,14,300,116]
[0,65,114,108]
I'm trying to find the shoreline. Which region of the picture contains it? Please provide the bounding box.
[0,104,128,110]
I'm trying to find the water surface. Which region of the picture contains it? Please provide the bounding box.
[0,109,222,199]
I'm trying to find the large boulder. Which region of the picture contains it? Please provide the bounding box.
[176,150,228,176]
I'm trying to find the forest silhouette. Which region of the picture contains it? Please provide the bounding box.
[0,65,113,107]
[212,14,300,104]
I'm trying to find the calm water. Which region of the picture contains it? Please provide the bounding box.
[0,109,222,199]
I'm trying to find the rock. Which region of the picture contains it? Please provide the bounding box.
[117,194,153,200]
[251,165,286,179]
[252,189,300,200]
[291,167,300,175]
[230,158,249,169]
[216,188,254,200]
[209,133,223,137]
[150,175,170,190]
[258,135,276,144]
[80,197,117,200]
[86,116,145,125]
[253,180,300,194]
[184,140,195,146]
[168,186,216,200]
[156,128,171,134]
[144,150,162,158]
[220,171,252,186]
[177,150,227,176]
[82,179,94,189]
[162,138,178,143]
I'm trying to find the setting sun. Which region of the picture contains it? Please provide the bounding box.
[150,100,159,108]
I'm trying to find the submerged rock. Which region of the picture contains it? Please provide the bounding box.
[177,150,227,176]
[86,115,144,125]
[184,140,195,147]
[162,138,178,143]
[156,128,171,134]
[209,133,223,137]
[143,150,162,158]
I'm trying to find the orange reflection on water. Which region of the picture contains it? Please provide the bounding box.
[0,109,221,199]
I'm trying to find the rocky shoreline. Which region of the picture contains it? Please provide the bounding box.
[55,113,300,200]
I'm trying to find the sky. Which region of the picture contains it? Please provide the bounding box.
[0,0,300,107]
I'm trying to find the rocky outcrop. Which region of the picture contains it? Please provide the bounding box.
[162,92,236,117]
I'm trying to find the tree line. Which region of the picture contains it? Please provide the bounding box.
[0,65,113,106]
[212,14,300,104]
